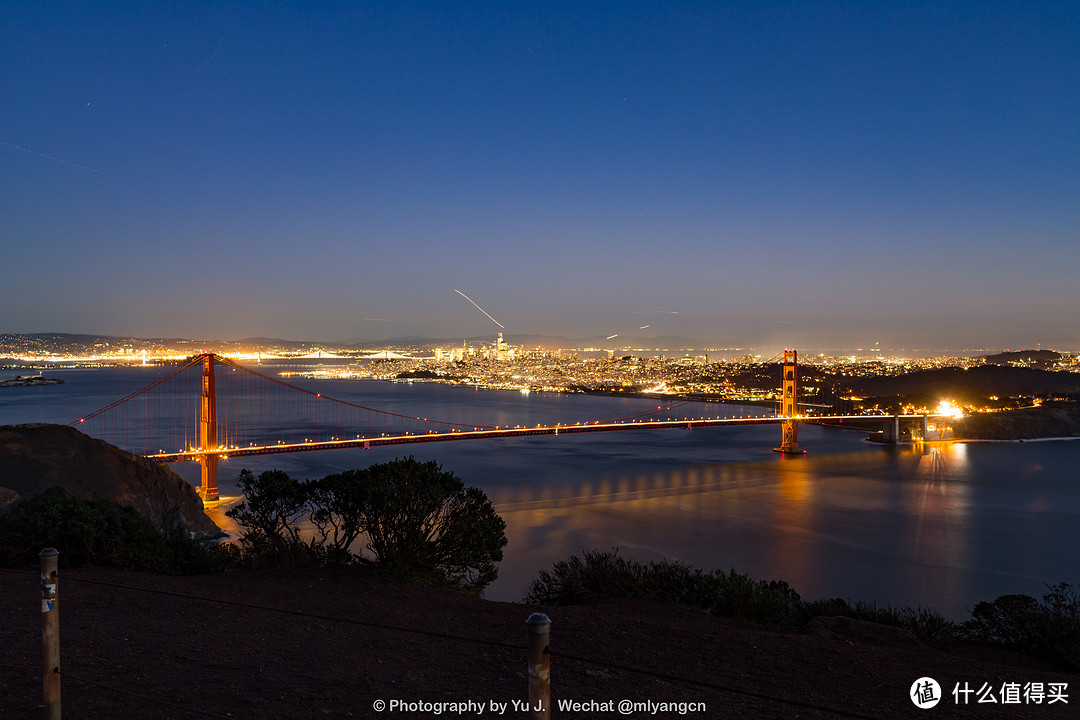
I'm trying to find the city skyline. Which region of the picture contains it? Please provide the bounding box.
[3,3,1078,350]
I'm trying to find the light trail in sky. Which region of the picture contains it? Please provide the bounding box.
[158,37,223,90]
[453,289,504,329]
[0,139,103,174]
[606,334,618,339]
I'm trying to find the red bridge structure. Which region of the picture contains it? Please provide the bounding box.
[71,352,942,501]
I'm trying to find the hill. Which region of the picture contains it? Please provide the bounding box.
[0,424,221,540]
[955,403,1080,440]
[850,365,1080,403]
[983,350,1063,368]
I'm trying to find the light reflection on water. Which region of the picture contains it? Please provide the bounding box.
[481,440,1077,619]
[4,367,1078,618]
[106,428,1080,617]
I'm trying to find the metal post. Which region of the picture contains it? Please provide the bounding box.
[526,613,550,720]
[40,548,60,720]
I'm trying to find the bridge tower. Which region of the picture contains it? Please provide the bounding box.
[774,350,806,455]
[199,353,220,501]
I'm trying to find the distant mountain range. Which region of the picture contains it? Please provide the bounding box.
[1,332,1063,358]
[1,331,727,354]
[982,349,1062,367]
[342,334,717,351]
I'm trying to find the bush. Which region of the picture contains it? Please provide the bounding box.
[524,549,803,626]
[306,469,369,565]
[525,549,956,638]
[961,583,1080,669]
[226,458,508,591]
[525,549,639,605]
[357,458,507,590]
[799,598,958,643]
[227,469,315,567]
[0,489,229,574]
[710,572,803,626]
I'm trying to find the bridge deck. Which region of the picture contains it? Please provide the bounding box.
[147,414,940,462]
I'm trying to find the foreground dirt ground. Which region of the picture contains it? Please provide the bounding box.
[1,566,1076,719]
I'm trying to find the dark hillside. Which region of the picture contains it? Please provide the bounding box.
[983,350,1063,368]
[850,366,1080,402]
[956,403,1080,440]
[0,424,221,539]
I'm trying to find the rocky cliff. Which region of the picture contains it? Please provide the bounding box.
[0,424,222,540]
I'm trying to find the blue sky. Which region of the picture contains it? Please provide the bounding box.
[3,1,1078,350]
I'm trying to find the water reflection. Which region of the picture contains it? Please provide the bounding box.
[487,454,841,603]
[186,429,1080,618]
[184,428,1080,619]
[901,444,970,609]
[31,368,1074,619]
[484,440,1071,619]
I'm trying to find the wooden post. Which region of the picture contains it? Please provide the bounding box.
[40,548,60,720]
[526,613,550,719]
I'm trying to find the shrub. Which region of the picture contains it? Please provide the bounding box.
[226,469,315,567]
[351,458,507,590]
[961,583,1080,669]
[799,598,958,643]
[0,489,229,574]
[709,571,803,626]
[525,549,642,605]
[225,458,508,591]
[525,549,956,638]
[524,550,802,626]
[904,606,960,643]
[306,469,369,565]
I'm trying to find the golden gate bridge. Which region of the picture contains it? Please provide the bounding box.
[70,352,943,501]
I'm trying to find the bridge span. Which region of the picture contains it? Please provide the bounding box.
[146,413,939,463]
[71,351,951,501]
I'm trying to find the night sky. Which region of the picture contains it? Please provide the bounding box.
[3,2,1078,351]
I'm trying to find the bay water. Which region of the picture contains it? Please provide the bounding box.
[2,363,1077,617]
